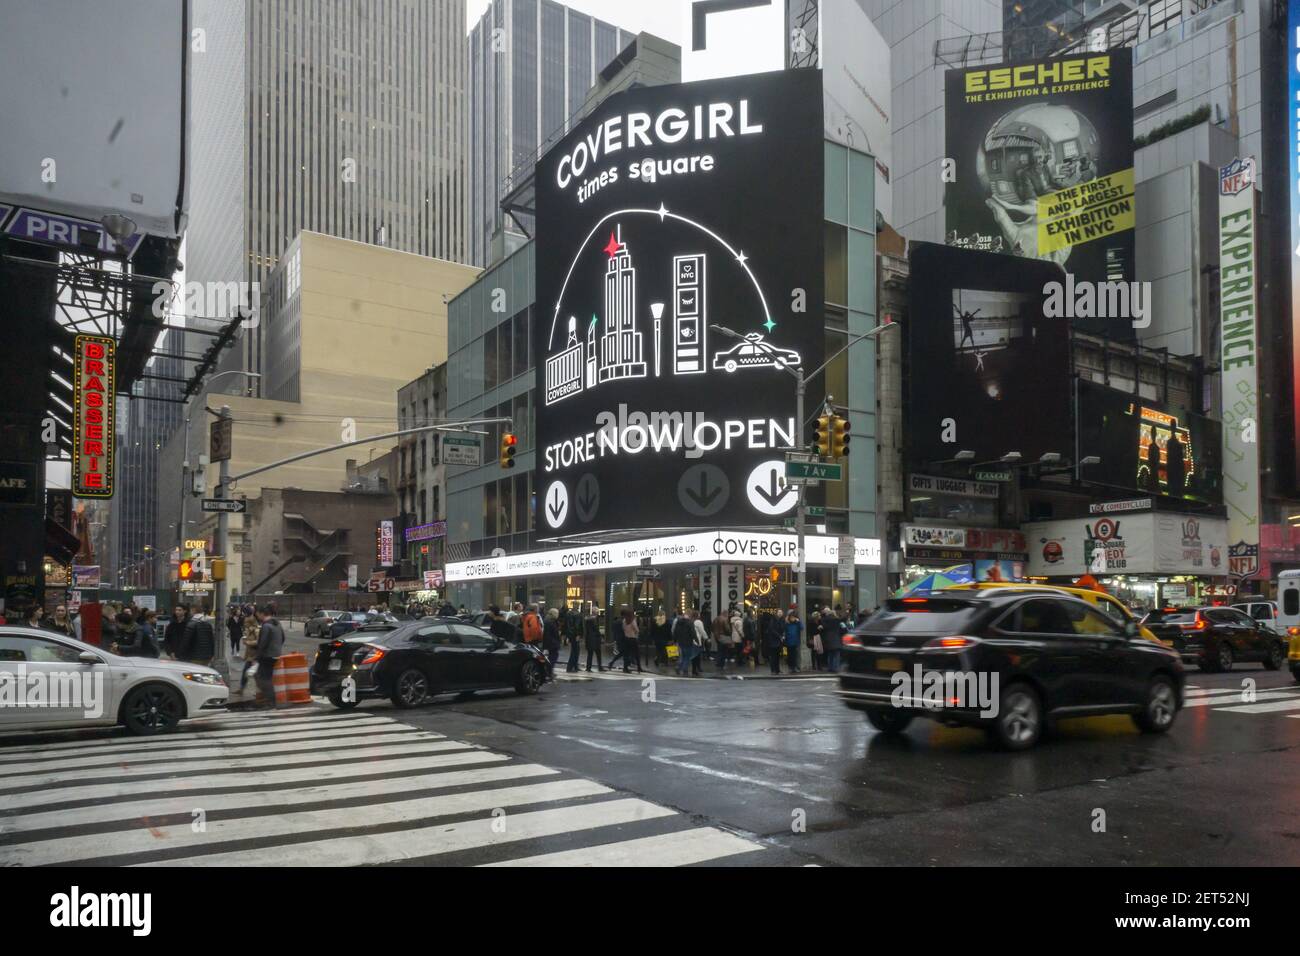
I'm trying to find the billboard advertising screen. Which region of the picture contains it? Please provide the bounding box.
[535,69,824,537]
[944,51,1135,336]
[907,242,1070,470]
[0,0,188,239]
[1076,381,1222,506]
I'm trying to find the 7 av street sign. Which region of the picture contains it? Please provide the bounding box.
[201,498,246,514]
[785,460,842,482]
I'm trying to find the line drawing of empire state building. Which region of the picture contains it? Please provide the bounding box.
[598,226,647,383]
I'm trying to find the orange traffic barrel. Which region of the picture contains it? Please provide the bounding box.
[273,653,312,704]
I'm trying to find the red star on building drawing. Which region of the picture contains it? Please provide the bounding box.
[603,231,622,258]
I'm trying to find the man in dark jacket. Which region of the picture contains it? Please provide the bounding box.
[178,606,216,665]
[254,604,286,707]
[163,604,190,658]
[821,606,847,673]
[487,605,519,643]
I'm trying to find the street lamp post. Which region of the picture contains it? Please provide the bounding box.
[176,371,260,604]
[712,320,898,668]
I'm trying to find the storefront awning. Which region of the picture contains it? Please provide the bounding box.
[445,530,881,583]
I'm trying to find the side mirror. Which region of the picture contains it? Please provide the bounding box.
[78,651,102,664]
[1123,621,1139,639]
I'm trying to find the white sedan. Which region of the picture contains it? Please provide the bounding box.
[0,626,228,735]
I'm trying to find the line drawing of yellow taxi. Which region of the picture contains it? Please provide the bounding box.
[712,333,802,373]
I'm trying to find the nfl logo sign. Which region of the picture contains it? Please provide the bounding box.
[1219,157,1255,196]
[1228,540,1259,578]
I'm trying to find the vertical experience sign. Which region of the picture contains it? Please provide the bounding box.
[1217,158,1260,579]
[71,334,115,498]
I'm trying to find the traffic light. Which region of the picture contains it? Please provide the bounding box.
[830,416,851,459]
[499,432,517,469]
[813,414,831,457]
[178,559,192,581]
[211,558,227,581]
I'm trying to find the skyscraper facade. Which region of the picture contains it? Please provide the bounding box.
[188,0,469,385]
[467,0,633,267]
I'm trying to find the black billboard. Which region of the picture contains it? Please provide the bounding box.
[944,52,1135,338]
[908,242,1071,469]
[534,69,824,536]
[1077,381,1222,505]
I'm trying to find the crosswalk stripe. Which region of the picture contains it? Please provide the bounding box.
[1213,697,1300,715]
[137,797,678,867]
[0,748,513,812]
[0,725,429,774]
[1183,687,1243,698]
[481,826,764,867]
[0,738,476,792]
[6,779,614,866]
[1181,690,1300,708]
[0,717,416,764]
[0,714,388,754]
[0,763,562,838]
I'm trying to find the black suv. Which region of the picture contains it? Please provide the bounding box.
[1141,605,1287,672]
[838,589,1184,750]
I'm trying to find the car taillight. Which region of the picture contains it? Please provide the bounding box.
[922,635,979,649]
[1288,626,1299,637]
[357,645,386,665]
[841,633,862,647]
[1179,615,1207,631]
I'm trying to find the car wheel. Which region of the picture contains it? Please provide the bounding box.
[120,683,185,736]
[1263,642,1285,671]
[515,661,544,695]
[327,690,360,710]
[724,360,737,373]
[865,709,913,735]
[1133,676,1178,734]
[1217,642,1234,672]
[390,668,430,708]
[987,682,1042,751]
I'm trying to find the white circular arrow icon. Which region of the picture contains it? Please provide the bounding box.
[545,480,569,528]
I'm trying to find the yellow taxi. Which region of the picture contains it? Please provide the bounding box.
[948,582,1166,645]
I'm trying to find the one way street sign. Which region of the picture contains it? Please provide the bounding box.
[201,498,246,514]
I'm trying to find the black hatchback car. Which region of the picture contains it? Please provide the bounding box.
[1141,605,1287,672]
[310,618,549,709]
[838,589,1185,750]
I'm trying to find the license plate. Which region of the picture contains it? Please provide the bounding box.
[328,659,342,671]
[875,657,903,672]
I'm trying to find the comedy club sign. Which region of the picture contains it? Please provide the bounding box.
[71,334,115,497]
[535,69,824,536]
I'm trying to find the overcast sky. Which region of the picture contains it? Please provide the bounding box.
[464,0,686,45]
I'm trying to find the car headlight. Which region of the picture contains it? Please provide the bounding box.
[184,672,227,686]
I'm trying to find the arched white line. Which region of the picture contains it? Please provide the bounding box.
[546,206,772,351]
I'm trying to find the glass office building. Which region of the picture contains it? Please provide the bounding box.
[467,0,633,267]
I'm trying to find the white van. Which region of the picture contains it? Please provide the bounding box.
[1279,570,1300,636]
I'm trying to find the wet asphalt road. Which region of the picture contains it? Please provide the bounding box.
[361,663,1300,866]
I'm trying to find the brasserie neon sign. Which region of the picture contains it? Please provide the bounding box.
[71,334,115,498]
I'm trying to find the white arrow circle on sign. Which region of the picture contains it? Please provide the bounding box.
[746,460,798,516]
[545,480,569,528]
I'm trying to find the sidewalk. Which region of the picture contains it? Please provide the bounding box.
[567,645,833,680]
